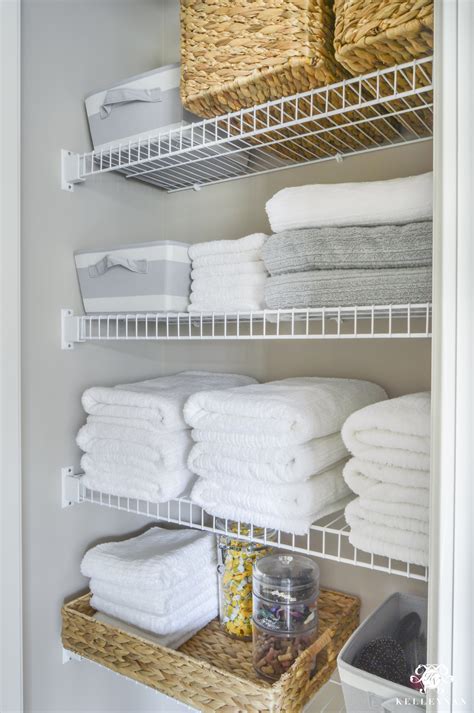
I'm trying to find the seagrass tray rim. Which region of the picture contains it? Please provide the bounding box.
[62,588,360,694]
[62,593,268,690]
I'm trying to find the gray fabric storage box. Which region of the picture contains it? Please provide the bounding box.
[338,593,426,713]
[74,241,191,314]
[85,63,198,152]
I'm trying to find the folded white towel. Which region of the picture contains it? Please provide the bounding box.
[81,527,216,588]
[342,392,431,470]
[345,506,428,566]
[82,371,257,433]
[190,284,266,303]
[358,495,428,523]
[91,593,218,636]
[188,433,348,483]
[90,569,217,617]
[185,377,387,447]
[343,457,429,490]
[344,467,428,507]
[77,426,192,469]
[192,251,263,267]
[265,172,433,233]
[81,455,195,502]
[346,498,428,535]
[191,462,352,534]
[190,494,353,535]
[189,233,267,259]
[94,610,213,650]
[191,262,268,279]
[190,273,268,292]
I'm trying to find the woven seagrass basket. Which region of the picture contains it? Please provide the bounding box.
[62,588,360,712]
[334,0,434,76]
[180,0,346,119]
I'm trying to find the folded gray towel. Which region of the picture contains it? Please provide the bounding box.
[262,222,432,275]
[265,267,432,309]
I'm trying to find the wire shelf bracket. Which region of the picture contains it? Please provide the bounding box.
[61,304,432,348]
[60,56,433,193]
[62,471,428,582]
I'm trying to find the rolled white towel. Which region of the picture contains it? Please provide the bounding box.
[90,568,217,617]
[342,392,431,470]
[91,592,218,636]
[190,461,352,534]
[189,233,267,260]
[191,262,268,279]
[82,371,257,433]
[185,377,387,447]
[266,172,433,233]
[80,456,195,502]
[81,527,216,588]
[188,433,348,483]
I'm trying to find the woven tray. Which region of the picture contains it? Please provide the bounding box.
[334,0,434,76]
[62,588,360,713]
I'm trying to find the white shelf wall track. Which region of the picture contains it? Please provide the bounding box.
[62,56,433,192]
[62,469,428,583]
[61,303,432,349]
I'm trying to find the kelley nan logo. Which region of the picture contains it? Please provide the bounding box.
[410,664,454,693]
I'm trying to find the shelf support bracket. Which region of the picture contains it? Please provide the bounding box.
[61,467,81,508]
[61,150,85,192]
[61,309,83,350]
[62,647,82,664]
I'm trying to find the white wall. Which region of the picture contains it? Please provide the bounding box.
[21,1,432,711]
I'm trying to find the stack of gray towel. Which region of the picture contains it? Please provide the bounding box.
[263,173,433,308]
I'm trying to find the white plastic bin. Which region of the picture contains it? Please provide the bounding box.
[74,241,191,314]
[337,593,426,713]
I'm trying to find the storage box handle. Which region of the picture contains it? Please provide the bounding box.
[89,254,148,277]
[100,87,163,119]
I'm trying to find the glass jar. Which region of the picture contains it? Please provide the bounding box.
[217,525,274,640]
[252,553,320,681]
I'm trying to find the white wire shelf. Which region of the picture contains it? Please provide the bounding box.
[62,470,428,582]
[61,303,432,349]
[62,56,433,192]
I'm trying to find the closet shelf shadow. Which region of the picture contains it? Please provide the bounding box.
[62,470,428,583]
[61,56,433,193]
[61,304,432,349]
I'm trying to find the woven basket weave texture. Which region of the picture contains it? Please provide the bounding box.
[334,0,433,76]
[62,588,360,712]
[180,0,346,119]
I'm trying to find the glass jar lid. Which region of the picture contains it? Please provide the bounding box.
[253,554,320,603]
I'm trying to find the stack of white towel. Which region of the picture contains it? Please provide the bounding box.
[81,527,218,648]
[188,233,268,312]
[342,392,430,566]
[77,371,256,501]
[184,377,387,534]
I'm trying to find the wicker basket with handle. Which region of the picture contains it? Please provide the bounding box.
[334,0,434,76]
[180,0,346,119]
[62,588,360,712]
